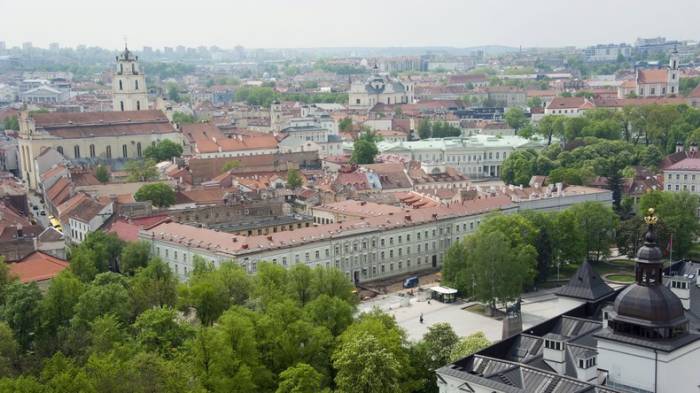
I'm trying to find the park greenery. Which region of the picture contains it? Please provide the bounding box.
[0,233,489,393]
[234,86,347,107]
[417,119,462,139]
[443,202,620,310]
[501,104,700,213]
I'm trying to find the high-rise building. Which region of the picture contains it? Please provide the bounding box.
[112,45,149,112]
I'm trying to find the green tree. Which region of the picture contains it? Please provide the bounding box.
[286,169,303,190]
[276,363,325,393]
[418,323,459,370]
[500,149,538,186]
[134,183,176,208]
[72,278,132,329]
[167,83,182,102]
[338,118,352,132]
[333,331,401,393]
[69,247,100,282]
[304,294,354,337]
[504,107,527,130]
[133,306,192,357]
[172,111,196,124]
[119,241,152,275]
[125,159,159,182]
[0,322,18,376]
[38,271,84,352]
[179,260,252,326]
[88,314,127,354]
[130,257,178,316]
[350,130,381,164]
[143,139,183,162]
[2,282,42,350]
[95,165,110,183]
[552,210,586,274]
[449,332,490,362]
[2,116,19,131]
[641,191,700,258]
[569,202,618,262]
[418,119,432,139]
[0,258,17,305]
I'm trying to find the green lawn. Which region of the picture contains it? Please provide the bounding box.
[605,274,635,283]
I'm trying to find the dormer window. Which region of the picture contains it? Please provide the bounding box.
[578,356,596,369]
[544,339,562,350]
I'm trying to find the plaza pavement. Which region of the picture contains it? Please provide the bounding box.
[358,287,584,342]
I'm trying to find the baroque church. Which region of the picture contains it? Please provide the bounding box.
[617,49,681,98]
[17,46,180,190]
[437,209,700,393]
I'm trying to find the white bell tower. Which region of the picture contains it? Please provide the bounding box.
[112,44,149,111]
[667,46,680,96]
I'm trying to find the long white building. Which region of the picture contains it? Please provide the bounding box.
[140,186,611,282]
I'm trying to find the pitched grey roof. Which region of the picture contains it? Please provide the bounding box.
[556,261,614,301]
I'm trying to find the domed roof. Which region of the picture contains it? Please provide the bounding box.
[614,284,686,327]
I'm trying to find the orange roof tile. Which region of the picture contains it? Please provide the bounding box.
[9,251,69,283]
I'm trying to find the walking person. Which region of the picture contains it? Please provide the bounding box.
[419,313,424,324]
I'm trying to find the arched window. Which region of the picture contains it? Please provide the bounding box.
[89,144,95,158]
[135,80,139,90]
[120,101,124,111]
[56,146,63,155]
[119,64,123,74]
[106,146,112,159]
[136,100,141,111]
[122,144,128,158]
[137,142,142,157]
[74,145,80,158]
[119,80,123,90]
[132,63,136,74]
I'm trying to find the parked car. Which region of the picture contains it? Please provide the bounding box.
[403,276,419,288]
[32,205,38,210]
[40,211,46,216]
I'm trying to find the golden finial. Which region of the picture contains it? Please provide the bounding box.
[644,208,658,225]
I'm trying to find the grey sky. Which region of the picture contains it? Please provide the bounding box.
[2,0,699,50]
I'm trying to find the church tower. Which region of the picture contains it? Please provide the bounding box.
[112,45,149,111]
[667,47,680,96]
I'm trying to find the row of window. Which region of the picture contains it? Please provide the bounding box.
[668,173,697,181]
[417,151,507,162]
[667,184,697,192]
[57,141,149,159]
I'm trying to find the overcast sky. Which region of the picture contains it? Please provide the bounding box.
[2,0,700,50]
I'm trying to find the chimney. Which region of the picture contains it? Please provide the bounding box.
[16,224,23,238]
[267,235,273,241]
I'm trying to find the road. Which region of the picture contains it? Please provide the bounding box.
[27,190,49,229]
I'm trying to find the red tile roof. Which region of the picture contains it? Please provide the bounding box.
[638,69,668,84]
[667,157,700,171]
[9,251,69,283]
[182,123,278,154]
[546,97,592,110]
[31,110,176,139]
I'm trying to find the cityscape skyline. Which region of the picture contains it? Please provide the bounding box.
[2,0,700,50]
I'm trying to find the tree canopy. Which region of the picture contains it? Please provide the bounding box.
[134,183,176,208]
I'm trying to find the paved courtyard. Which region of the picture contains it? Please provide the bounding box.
[358,287,584,342]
